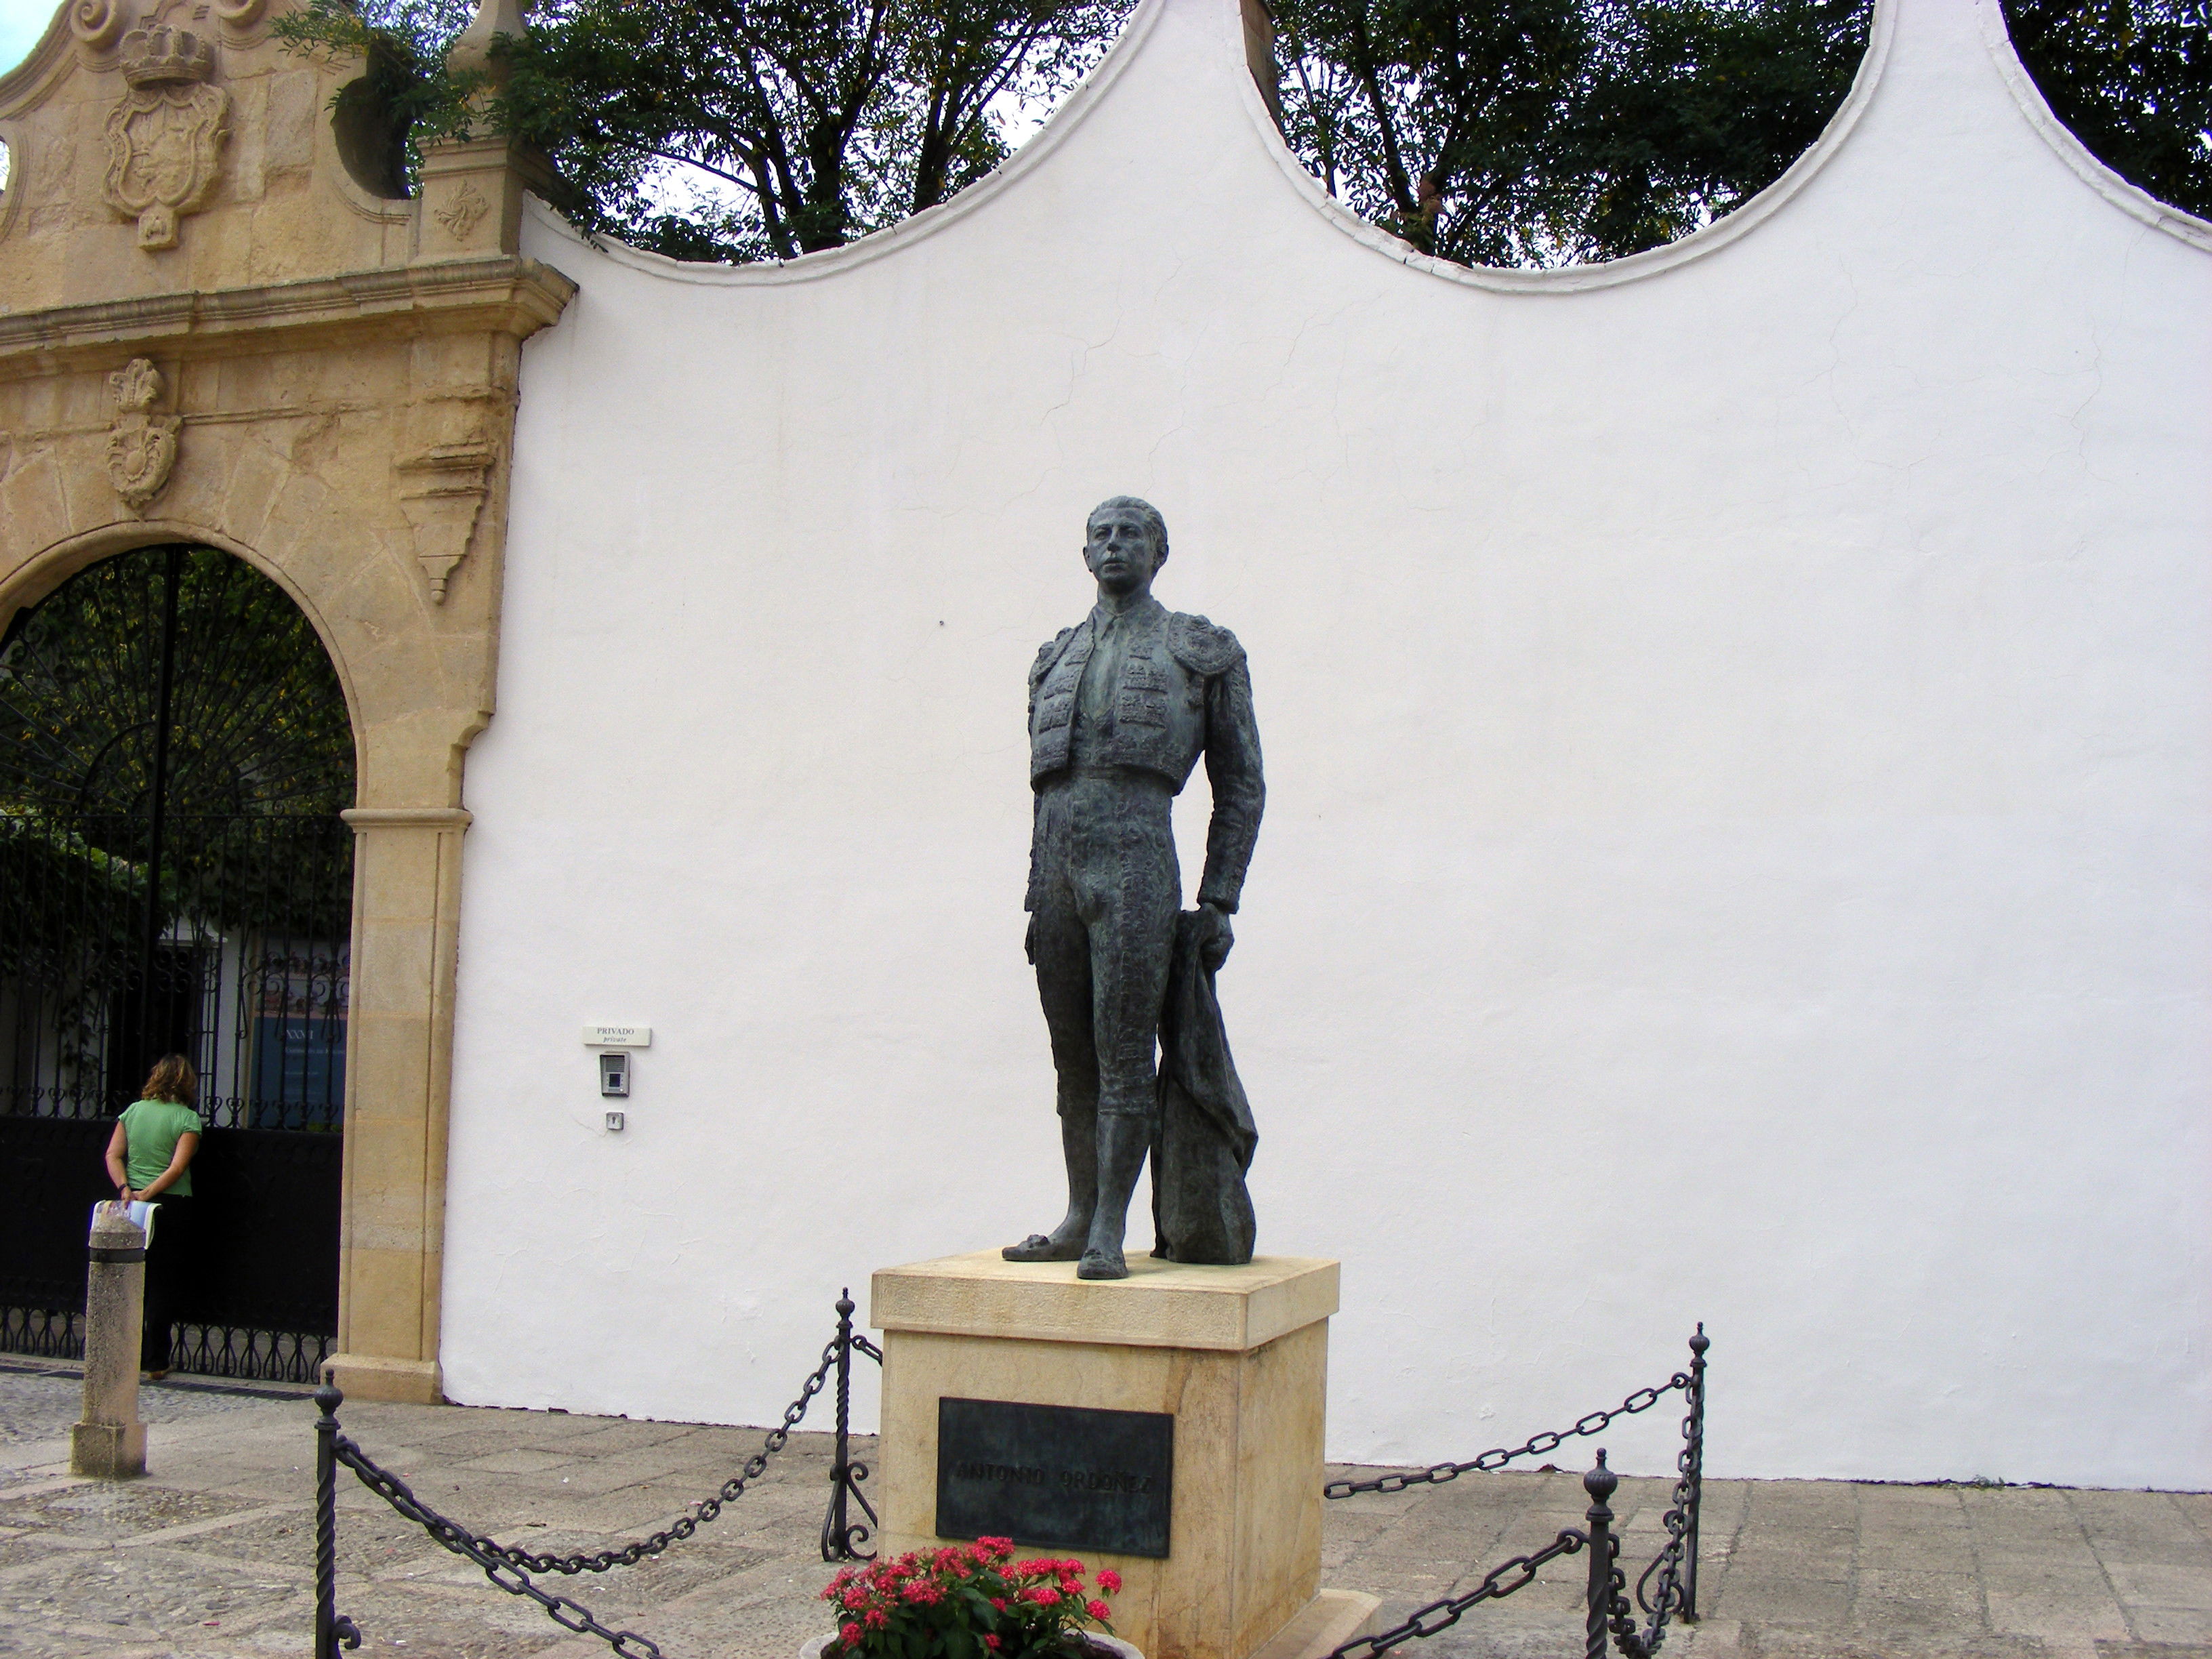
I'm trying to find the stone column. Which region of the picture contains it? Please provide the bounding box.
[71,1206,148,1479]
[324,807,471,1404]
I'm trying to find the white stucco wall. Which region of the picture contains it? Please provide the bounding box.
[445,0,2212,1488]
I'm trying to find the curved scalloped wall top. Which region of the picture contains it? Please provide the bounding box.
[1975,0,2212,253]
[525,0,2207,291]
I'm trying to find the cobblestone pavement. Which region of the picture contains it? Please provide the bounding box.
[3,1359,2207,1659]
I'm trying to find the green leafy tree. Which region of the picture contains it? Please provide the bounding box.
[2003,0,2212,220]
[1271,0,1874,266]
[277,0,1134,262]
[1275,0,2211,268]
[276,0,2209,270]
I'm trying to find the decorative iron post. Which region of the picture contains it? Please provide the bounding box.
[1679,1324,1708,1620]
[314,1383,361,1656]
[1583,1450,1618,1659]
[828,1290,854,1557]
[821,1289,877,1561]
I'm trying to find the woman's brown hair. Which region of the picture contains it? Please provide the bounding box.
[140,1053,198,1107]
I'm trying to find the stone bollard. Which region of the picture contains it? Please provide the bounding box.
[70,1204,148,1479]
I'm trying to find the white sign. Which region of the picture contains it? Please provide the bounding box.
[583,1025,651,1049]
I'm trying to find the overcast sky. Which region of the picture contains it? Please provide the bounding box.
[0,2,51,77]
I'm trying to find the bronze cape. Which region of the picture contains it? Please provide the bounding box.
[1151,907,1258,1265]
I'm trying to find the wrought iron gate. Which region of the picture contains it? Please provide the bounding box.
[0,546,353,1382]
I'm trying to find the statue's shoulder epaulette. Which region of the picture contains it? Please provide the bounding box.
[1030,627,1077,689]
[1167,612,1244,677]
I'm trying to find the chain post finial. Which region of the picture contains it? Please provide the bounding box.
[1583,1448,1618,1505]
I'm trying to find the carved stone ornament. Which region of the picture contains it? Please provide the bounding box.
[434,180,491,243]
[106,358,182,513]
[69,0,126,51]
[395,444,495,602]
[102,24,230,251]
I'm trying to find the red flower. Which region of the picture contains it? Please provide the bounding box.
[841,1588,868,1610]
[1023,1586,1062,1606]
[903,1582,945,1605]
[1097,1570,1122,1594]
[1087,1599,1111,1621]
[864,1609,889,1629]
[984,1639,1002,1652]
[842,1625,862,1645]
[990,1597,1008,1611]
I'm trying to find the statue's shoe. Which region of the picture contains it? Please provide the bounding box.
[1002,1233,1085,1262]
[1076,1248,1128,1280]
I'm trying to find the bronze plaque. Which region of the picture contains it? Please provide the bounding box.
[935,1397,1173,1559]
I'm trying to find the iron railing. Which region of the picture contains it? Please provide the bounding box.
[309,1302,1706,1659]
[1326,1326,1710,1659]
[313,1291,884,1658]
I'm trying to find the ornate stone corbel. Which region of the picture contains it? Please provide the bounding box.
[395,444,495,603]
[106,357,181,514]
[102,22,229,251]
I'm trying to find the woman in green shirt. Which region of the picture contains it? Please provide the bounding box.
[104,1054,203,1379]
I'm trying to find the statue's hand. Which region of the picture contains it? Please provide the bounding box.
[1025,914,1038,966]
[1197,902,1234,970]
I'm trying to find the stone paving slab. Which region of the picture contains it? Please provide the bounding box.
[4,1359,2209,1659]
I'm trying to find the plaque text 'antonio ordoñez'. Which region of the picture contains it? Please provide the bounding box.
[935,1397,1173,1559]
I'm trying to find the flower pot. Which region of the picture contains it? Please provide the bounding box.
[802,1635,1143,1659]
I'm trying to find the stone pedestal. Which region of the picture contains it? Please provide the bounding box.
[872,1251,1375,1659]
[71,1206,147,1479]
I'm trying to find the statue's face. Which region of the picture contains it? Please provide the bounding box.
[1084,507,1164,597]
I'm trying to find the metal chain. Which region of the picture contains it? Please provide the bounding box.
[1603,1536,1660,1659]
[1632,1468,1694,1626]
[333,1437,663,1659]
[1593,1536,1637,1659]
[488,1336,846,1575]
[1324,1373,1692,1498]
[1630,1356,1707,1645]
[1631,1523,1689,1650]
[319,1314,888,1656]
[1326,1530,1590,1659]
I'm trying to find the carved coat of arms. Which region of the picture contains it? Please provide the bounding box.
[102,24,228,251]
[108,359,182,513]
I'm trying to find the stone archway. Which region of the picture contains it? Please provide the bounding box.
[1,539,356,1378]
[0,0,571,1401]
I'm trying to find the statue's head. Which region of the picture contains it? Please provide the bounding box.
[1084,496,1168,597]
